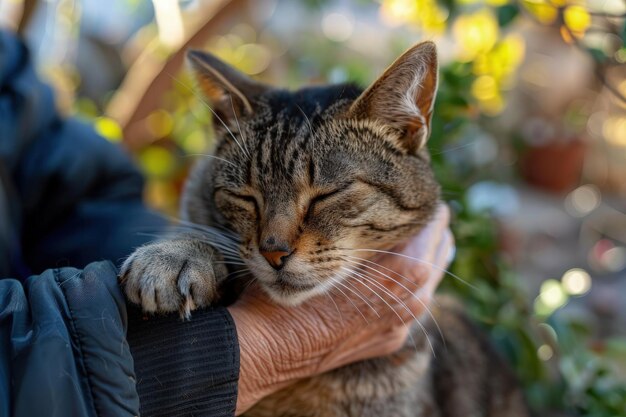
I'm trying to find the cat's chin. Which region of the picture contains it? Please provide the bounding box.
[260,275,337,306]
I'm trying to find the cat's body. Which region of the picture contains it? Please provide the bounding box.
[121,42,529,416]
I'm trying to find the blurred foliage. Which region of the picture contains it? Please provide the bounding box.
[417,3,626,416]
[425,55,626,416]
[419,2,626,416]
[66,0,626,415]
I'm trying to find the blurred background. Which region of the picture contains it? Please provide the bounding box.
[2,0,625,415]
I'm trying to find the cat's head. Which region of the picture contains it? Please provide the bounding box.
[184,42,440,305]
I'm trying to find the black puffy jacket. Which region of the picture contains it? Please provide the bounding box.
[0,30,239,417]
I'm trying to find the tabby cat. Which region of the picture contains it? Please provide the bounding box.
[120,42,529,417]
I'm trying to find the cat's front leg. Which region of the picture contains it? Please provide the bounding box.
[120,235,228,318]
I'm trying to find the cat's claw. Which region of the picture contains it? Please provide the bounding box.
[120,240,223,319]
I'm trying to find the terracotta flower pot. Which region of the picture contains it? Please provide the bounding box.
[519,139,586,193]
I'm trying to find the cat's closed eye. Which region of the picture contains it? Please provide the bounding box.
[215,189,260,221]
[305,182,355,220]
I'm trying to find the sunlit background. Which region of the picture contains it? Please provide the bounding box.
[2,0,625,415]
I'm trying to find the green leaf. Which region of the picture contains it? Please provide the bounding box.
[588,47,607,63]
[497,4,520,27]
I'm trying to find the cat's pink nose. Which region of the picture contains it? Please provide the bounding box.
[260,250,291,270]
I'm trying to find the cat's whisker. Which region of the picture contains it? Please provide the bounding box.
[320,283,345,327]
[341,266,436,356]
[186,239,240,258]
[173,226,238,242]
[177,218,232,232]
[135,228,242,262]
[227,267,250,275]
[229,94,252,160]
[341,248,476,291]
[217,250,242,260]
[181,229,238,245]
[171,223,241,252]
[135,231,165,240]
[169,75,249,161]
[294,103,318,140]
[224,268,251,282]
[350,282,420,356]
[212,248,243,257]
[172,232,239,252]
[342,255,433,292]
[335,278,380,321]
[327,287,367,326]
[197,240,240,255]
[243,275,256,288]
[429,141,476,156]
[317,273,360,324]
[342,256,445,347]
[175,220,241,242]
[185,153,238,167]
[294,103,325,162]
[185,238,240,256]
[212,261,248,267]
[348,273,432,357]
[342,254,416,287]
[333,272,380,325]
[340,267,424,355]
[352,271,428,348]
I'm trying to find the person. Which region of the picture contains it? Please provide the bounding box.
[0,29,453,417]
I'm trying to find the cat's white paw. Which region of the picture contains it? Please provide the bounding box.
[120,240,225,318]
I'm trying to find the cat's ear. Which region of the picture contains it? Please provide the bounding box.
[348,41,438,154]
[186,49,268,126]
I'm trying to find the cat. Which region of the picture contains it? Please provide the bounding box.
[120,41,529,417]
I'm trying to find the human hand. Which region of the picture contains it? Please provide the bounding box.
[227,205,453,415]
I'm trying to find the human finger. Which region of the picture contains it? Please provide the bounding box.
[397,204,450,267]
[414,228,454,299]
[379,231,454,324]
[373,204,451,299]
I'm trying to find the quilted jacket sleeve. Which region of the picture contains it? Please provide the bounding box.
[0,262,139,417]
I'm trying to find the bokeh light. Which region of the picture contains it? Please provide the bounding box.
[564,5,591,37]
[600,246,626,272]
[602,116,626,146]
[152,0,184,48]
[379,0,448,32]
[564,184,601,217]
[535,279,569,316]
[321,12,354,42]
[561,268,592,296]
[522,0,558,24]
[537,344,554,361]
[146,109,174,139]
[139,146,176,179]
[453,9,499,60]
[94,117,123,142]
[380,0,417,26]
